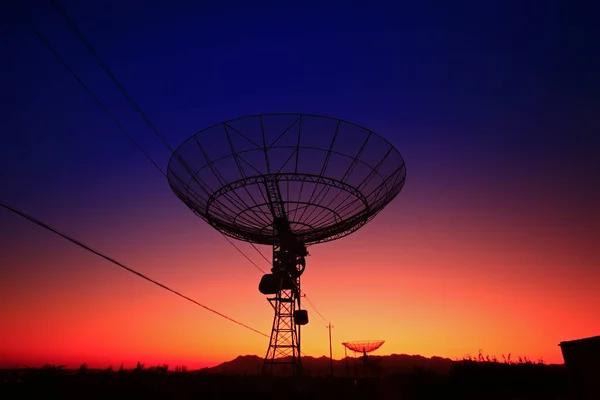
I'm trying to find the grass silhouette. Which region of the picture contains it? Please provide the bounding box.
[0,352,569,399]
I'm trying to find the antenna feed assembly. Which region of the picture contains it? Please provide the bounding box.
[272,216,307,276]
[259,216,309,325]
[259,245,307,293]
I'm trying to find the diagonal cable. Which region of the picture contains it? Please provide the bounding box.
[50,0,174,153]
[24,0,335,335]
[9,0,268,282]
[0,200,269,338]
[222,236,266,274]
[6,0,166,179]
[250,243,271,265]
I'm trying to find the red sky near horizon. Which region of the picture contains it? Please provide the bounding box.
[1,1,599,370]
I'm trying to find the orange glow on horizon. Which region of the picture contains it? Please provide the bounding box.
[2,191,598,369]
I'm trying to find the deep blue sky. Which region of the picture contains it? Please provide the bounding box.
[2,0,598,203]
[2,0,597,233]
[0,0,599,366]
[1,0,598,281]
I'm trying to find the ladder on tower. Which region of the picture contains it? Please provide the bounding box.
[264,177,286,220]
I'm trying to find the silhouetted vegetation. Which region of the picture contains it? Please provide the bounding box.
[0,352,569,399]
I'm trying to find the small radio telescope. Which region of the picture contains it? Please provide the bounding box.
[166,114,406,375]
[342,340,385,377]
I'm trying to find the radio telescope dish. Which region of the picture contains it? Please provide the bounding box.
[342,340,385,377]
[167,114,406,375]
[343,340,385,355]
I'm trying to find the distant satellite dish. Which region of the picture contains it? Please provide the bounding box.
[342,340,385,378]
[167,114,406,375]
[342,340,386,355]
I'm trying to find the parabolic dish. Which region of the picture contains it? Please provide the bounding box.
[167,114,406,245]
[342,340,385,353]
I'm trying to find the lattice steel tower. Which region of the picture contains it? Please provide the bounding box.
[259,174,309,373]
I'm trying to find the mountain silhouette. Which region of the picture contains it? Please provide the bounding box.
[203,354,454,376]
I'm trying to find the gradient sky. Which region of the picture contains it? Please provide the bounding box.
[1,0,598,369]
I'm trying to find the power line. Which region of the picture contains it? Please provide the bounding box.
[5,0,167,179]
[14,0,332,329]
[49,0,174,154]
[7,1,333,359]
[222,236,267,274]
[45,0,273,277]
[9,0,267,279]
[250,243,271,265]
[303,295,329,323]
[49,1,332,323]
[0,200,269,338]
